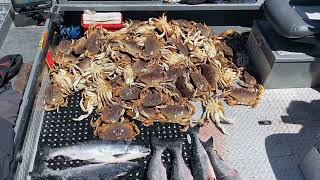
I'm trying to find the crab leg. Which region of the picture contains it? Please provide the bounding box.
[218,111,234,124]
[73,104,94,121]
[199,110,208,124]
[212,111,229,135]
[44,106,58,112]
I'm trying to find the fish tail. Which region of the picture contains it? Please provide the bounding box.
[188,125,200,133]
[165,139,183,150]
[29,171,41,178]
[165,139,184,156]
[188,125,200,139]
[201,137,214,151]
[151,136,167,152]
[39,147,51,161]
[29,160,49,178]
[202,138,242,180]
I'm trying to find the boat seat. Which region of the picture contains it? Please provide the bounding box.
[11,0,52,13]
[263,0,320,43]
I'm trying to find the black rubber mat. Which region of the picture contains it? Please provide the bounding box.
[33,92,192,179]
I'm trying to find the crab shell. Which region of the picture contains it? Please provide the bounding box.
[97,104,124,123]
[172,37,189,56]
[137,64,168,89]
[143,35,162,59]
[119,85,141,101]
[73,37,87,55]
[56,40,72,54]
[243,71,257,85]
[132,59,148,74]
[201,64,221,90]
[159,103,195,126]
[140,90,169,107]
[44,84,68,111]
[96,121,140,141]
[112,51,132,66]
[166,65,188,81]
[135,107,164,126]
[117,39,144,58]
[138,69,167,86]
[225,86,264,108]
[76,58,91,72]
[217,42,233,59]
[190,71,212,93]
[53,54,77,69]
[85,31,101,56]
[175,75,195,98]
[196,23,212,38]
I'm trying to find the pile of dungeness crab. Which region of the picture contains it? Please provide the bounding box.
[44,14,264,141]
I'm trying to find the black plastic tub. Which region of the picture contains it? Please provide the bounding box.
[11,4,262,180]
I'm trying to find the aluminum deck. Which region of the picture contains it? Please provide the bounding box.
[0,2,11,48]
[8,31,320,180]
[21,69,320,180]
[1,4,319,179]
[220,88,320,180]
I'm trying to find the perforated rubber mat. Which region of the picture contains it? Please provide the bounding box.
[34,92,192,180]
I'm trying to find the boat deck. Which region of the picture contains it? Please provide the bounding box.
[221,88,320,180]
[1,3,320,179]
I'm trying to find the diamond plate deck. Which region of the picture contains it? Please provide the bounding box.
[217,88,320,180]
[0,4,11,48]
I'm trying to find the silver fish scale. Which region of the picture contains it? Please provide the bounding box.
[36,91,192,179]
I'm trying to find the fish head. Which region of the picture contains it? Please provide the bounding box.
[128,145,151,156]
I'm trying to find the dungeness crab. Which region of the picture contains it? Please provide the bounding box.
[223,85,264,108]
[199,97,234,135]
[73,89,99,121]
[52,69,74,95]
[159,102,195,131]
[95,120,140,141]
[91,104,125,133]
[45,15,266,137]
[44,84,68,112]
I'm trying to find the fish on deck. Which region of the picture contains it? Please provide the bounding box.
[203,137,242,180]
[188,126,217,180]
[166,139,193,180]
[30,161,139,180]
[147,137,168,180]
[42,140,150,163]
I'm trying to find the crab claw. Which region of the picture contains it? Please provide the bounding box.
[73,105,94,121]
